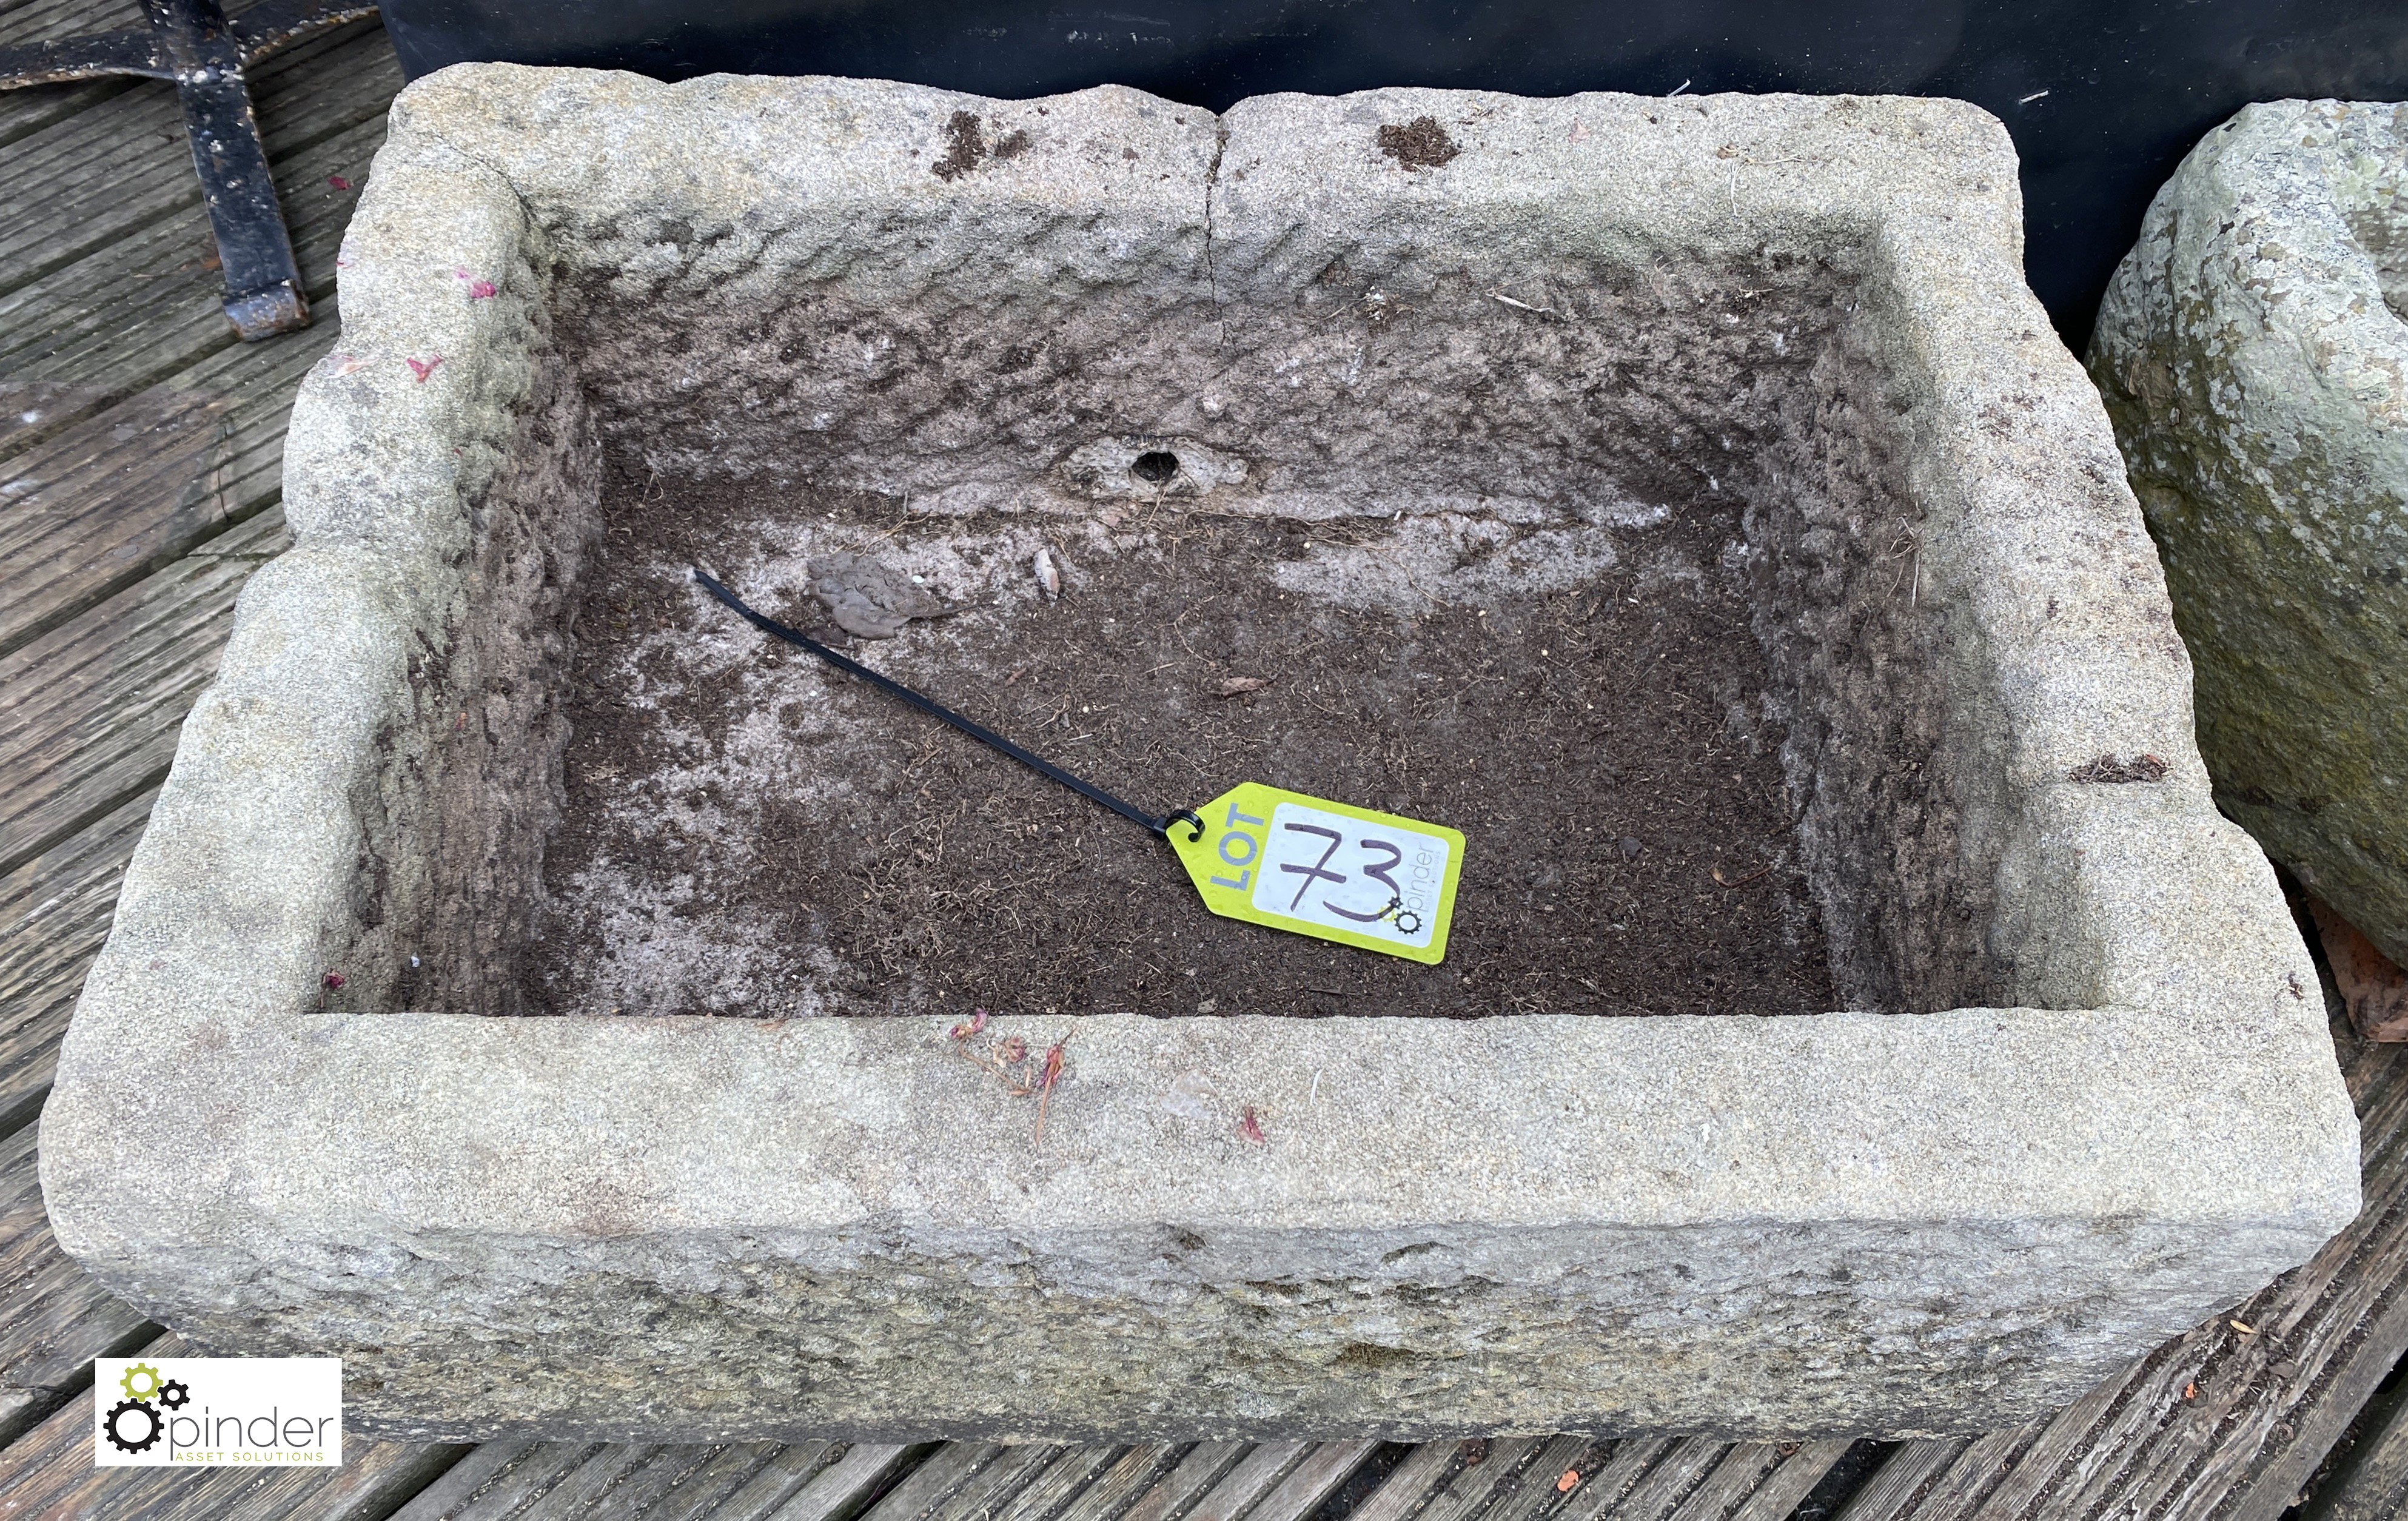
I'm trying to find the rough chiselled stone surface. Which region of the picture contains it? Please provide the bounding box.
[41,69,2358,1444]
[2089,100,2408,964]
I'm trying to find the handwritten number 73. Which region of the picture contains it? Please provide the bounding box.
[1279,823,1405,921]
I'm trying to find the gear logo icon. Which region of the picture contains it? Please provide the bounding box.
[104,1397,162,1454]
[119,1362,163,1402]
[158,1378,191,1411]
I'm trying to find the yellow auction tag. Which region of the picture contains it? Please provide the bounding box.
[1169,783,1466,964]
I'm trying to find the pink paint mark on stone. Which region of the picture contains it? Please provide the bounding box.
[406,355,444,383]
[327,174,352,190]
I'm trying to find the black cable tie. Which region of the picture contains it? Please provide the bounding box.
[692,569,1204,842]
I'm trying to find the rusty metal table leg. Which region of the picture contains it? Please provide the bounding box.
[151,0,307,336]
[0,1,380,340]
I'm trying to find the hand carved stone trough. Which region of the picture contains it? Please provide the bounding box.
[42,68,2359,1442]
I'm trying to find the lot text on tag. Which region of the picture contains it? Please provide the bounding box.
[1170,783,1465,964]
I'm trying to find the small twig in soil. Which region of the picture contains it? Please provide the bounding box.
[1487,290,1554,316]
[1711,864,1774,887]
[871,491,916,540]
[1314,288,1390,327]
[1886,526,1921,604]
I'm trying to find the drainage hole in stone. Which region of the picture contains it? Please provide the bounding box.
[1132,451,1180,485]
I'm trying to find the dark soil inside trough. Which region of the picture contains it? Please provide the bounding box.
[526,461,1836,1020]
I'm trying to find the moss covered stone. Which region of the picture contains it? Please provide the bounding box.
[2090,100,2408,961]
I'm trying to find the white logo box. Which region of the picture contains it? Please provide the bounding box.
[94,1357,341,1468]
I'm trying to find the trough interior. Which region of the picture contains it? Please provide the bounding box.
[354,239,2001,1024]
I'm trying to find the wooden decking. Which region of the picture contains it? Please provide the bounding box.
[5,8,2408,1517]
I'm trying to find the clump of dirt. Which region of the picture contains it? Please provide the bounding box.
[523,462,1834,1021]
[931,110,1029,181]
[932,110,985,180]
[2068,753,2169,784]
[1378,116,1460,170]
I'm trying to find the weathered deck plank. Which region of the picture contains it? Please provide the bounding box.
[522,1445,782,1521]
[1184,1442,1326,1521]
[1349,1442,1478,1521]
[0,277,337,540]
[384,1438,933,1521]
[1672,1443,1854,1521]
[0,505,290,871]
[984,1445,1145,1521]
[0,787,156,1134]
[0,110,375,396]
[1583,1441,1734,1521]
[2306,1378,2408,1521]
[1733,1445,1857,1521]
[1829,1441,1966,1521]
[0,83,195,296]
[767,1443,935,1521]
[0,33,390,460]
[923,1445,1084,1521]
[163,288,350,502]
[629,1442,840,1521]
[1452,1437,1592,1521]
[1119,1442,1255,1521]
[386,1441,606,1520]
[1552,1440,1678,1521]
[0,1114,154,1449]
[1052,1445,1191,1521]
[1243,1442,1384,1521]
[855,1443,1018,1521]
[0,4,146,172]
[0,0,146,42]
[381,1441,549,1520]
[1334,1436,1837,1521]
[0,386,238,657]
[0,78,139,148]
[0,280,337,667]
[1382,1439,1547,1521]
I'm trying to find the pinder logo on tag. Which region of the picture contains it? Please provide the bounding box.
[94,1357,341,1467]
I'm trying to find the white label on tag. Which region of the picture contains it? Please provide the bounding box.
[1248,801,1452,952]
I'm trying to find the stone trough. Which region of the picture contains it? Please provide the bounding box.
[42,68,2359,1442]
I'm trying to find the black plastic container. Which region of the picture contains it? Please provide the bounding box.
[380,0,2408,341]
